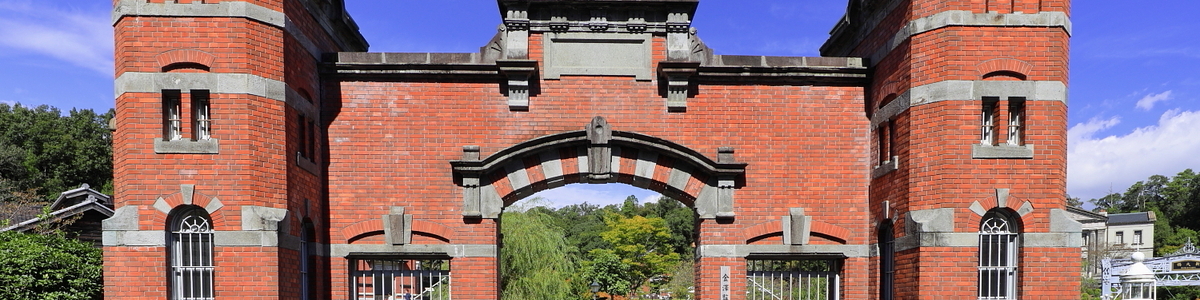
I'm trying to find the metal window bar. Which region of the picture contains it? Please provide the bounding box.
[350,259,452,300]
[880,226,895,300]
[192,91,211,140]
[164,90,182,141]
[981,98,999,145]
[746,259,841,300]
[978,217,1017,300]
[1006,100,1024,146]
[172,213,214,300]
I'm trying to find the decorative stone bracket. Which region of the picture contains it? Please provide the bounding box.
[782,208,813,245]
[586,116,614,181]
[658,61,699,112]
[383,206,413,245]
[497,59,538,111]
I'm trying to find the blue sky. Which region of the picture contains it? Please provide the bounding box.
[1,0,1196,206]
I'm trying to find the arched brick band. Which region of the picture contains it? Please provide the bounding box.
[451,117,747,219]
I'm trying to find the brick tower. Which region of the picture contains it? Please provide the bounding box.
[107,0,364,298]
[823,0,1077,299]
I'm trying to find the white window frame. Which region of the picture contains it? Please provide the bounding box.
[1133,230,1143,246]
[170,207,215,300]
[1006,98,1025,146]
[981,97,1000,145]
[191,90,211,141]
[978,212,1017,300]
[164,90,183,141]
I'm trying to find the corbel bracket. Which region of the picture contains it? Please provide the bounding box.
[497,59,538,111]
[459,146,484,218]
[658,61,699,112]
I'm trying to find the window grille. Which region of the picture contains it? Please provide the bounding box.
[163,90,183,141]
[1006,98,1025,146]
[191,90,211,140]
[978,213,1017,300]
[170,208,215,300]
[981,97,999,145]
[877,121,891,165]
[350,258,451,300]
[1133,230,1143,245]
[879,222,895,300]
[301,222,315,300]
[746,259,841,300]
[1116,231,1125,245]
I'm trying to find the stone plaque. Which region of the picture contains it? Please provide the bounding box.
[543,32,652,80]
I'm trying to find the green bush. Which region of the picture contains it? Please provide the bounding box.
[0,231,102,300]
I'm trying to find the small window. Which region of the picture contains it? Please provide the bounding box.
[297,115,317,161]
[1133,230,1142,245]
[169,206,215,300]
[191,90,211,141]
[350,258,452,300]
[878,120,897,165]
[746,259,841,300]
[980,97,1000,145]
[306,119,317,160]
[1115,231,1125,245]
[163,90,183,141]
[1006,98,1025,146]
[979,211,1017,300]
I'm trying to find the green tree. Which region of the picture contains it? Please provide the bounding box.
[0,104,113,198]
[0,230,103,300]
[500,206,587,299]
[586,213,681,297]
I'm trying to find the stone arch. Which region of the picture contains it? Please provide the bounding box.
[452,116,747,219]
[968,188,1035,226]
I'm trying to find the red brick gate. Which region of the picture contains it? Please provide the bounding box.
[107,0,1079,299]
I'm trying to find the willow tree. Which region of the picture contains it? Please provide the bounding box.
[500,207,587,299]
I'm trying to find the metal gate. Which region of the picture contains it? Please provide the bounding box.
[746,259,841,300]
[351,259,452,300]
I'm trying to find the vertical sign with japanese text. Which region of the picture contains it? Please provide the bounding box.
[720,266,731,300]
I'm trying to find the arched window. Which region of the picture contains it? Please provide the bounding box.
[169,206,214,300]
[978,211,1018,300]
[879,220,895,300]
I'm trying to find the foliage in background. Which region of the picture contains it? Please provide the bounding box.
[588,213,681,297]
[0,230,102,300]
[1077,168,1200,298]
[501,195,696,299]
[0,104,113,199]
[500,202,587,300]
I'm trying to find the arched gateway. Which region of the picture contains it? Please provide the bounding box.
[107,0,1081,299]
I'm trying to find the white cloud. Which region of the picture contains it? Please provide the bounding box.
[0,1,113,76]
[1067,116,1120,148]
[1068,109,1200,200]
[1135,91,1173,111]
[0,100,15,106]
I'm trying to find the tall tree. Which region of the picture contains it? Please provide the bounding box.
[500,208,587,299]
[0,104,113,198]
[585,213,681,297]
